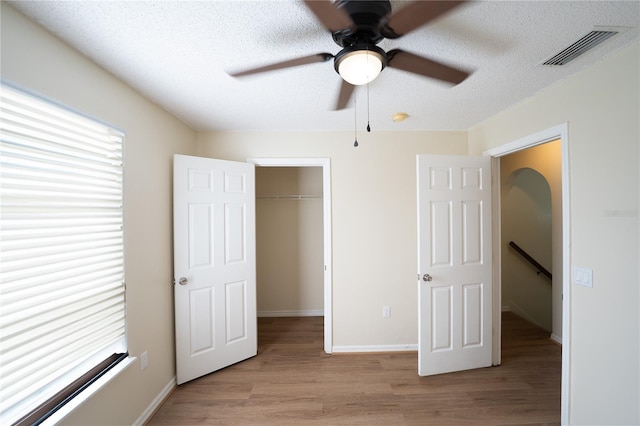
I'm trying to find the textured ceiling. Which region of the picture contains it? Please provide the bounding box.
[9,1,640,132]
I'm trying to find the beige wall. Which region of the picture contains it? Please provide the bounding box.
[197,130,468,348]
[500,140,562,339]
[1,4,197,425]
[256,167,324,315]
[469,42,639,425]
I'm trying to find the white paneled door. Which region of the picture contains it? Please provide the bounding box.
[417,155,492,376]
[173,155,256,385]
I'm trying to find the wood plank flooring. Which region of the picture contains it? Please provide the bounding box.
[148,312,561,425]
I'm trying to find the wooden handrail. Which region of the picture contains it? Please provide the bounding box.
[508,241,552,280]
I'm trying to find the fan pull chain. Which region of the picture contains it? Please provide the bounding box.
[366,82,371,132]
[353,95,358,147]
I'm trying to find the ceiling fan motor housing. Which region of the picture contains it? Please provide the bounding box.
[332,0,392,47]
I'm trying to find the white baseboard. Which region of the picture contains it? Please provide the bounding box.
[258,310,323,317]
[133,376,176,426]
[332,344,418,353]
[550,333,563,345]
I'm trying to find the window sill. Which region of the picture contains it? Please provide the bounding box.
[41,356,137,426]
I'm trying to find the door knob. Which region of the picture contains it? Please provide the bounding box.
[178,277,189,286]
[422,274,433,282]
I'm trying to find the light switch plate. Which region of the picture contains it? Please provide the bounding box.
[573,266,593,288]
[383,306,390,318]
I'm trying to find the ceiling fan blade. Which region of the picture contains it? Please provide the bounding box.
[387,49,470,85]
[304,0,355,33]
[335,80,355,110]
[380,1,466,39]
[229,53,333,77]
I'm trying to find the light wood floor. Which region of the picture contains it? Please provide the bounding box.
[148,312,561,425]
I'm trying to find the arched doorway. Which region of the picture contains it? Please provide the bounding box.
[501,166,553,331]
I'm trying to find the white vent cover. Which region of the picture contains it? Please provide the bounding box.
[543,29,618,66]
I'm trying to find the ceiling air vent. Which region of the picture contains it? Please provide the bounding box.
[542,29,618,66]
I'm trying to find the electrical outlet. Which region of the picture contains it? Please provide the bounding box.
[140,351,148,370]
[383,306,390,318]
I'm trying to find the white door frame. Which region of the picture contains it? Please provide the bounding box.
[484,123,570,425]
[247,157,333,354]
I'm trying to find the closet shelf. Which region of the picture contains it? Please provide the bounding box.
[257,194,322,200]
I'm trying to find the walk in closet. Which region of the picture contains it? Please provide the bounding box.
[255,167,324,317]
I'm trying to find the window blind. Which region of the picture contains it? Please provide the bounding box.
[0,83,126,424]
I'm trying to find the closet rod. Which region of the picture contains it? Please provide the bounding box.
[256,194,322,200]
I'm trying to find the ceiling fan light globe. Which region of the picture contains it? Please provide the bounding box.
[338,50,383,85]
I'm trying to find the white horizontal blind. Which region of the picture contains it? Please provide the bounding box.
[0,84,126,424]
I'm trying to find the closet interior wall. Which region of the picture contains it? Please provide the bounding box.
[255,167,324,317]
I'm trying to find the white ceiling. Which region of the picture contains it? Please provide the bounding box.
[9,1,640,132]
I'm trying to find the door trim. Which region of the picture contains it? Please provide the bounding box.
[247,157,333,354]
[483,123,570,425]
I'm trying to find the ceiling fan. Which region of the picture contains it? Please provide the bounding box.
[229,0,471,110]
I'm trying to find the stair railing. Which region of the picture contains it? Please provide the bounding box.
[508,241,552,280]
